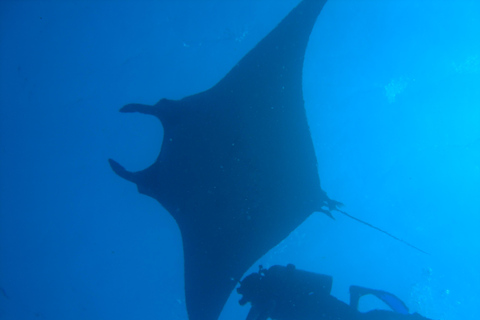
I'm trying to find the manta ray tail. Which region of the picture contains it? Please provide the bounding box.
[336,209,429,255]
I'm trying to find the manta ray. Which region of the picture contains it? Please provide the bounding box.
[109,0,336,319]
[109,0,425,318]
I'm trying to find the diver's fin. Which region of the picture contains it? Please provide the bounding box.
[349,285,409,315]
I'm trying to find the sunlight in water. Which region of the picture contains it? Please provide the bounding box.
[452,55,479,74]
[384,77,409,103]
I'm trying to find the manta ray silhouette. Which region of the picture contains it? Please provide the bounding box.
[110,0,355,319]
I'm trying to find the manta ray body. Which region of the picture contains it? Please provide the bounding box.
[109,1,334,319]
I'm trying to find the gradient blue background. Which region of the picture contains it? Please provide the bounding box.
[1,1,479,319]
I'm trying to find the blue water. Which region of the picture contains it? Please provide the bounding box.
[0,1,479,319]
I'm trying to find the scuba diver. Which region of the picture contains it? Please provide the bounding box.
[237,264,433,320]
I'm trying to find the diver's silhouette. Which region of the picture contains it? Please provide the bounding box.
[237,264,432,320]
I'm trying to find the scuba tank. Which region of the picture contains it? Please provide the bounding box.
[237,264,333,306]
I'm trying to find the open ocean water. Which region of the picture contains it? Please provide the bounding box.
[1,1,479,319]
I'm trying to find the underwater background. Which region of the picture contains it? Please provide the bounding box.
[0,0,479,319]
